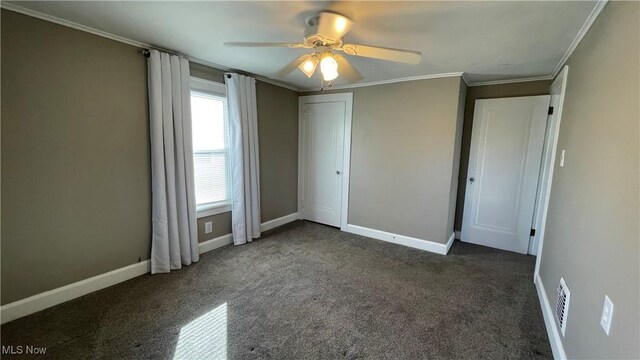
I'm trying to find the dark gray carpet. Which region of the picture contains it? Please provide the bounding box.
[1,221,551,359]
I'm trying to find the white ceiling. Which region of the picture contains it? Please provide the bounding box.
[6,1,601,90]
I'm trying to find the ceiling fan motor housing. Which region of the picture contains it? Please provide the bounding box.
[304,13,344,47]
[304,26,336,47]
[224,10,421,84]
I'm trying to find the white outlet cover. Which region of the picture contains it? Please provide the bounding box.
[205,221,213,234]
[600,295,614,335]
[559,149,566,167]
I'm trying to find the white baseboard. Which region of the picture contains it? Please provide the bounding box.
[455,230,461,240]
[344,224,452,255]
[535,273,567,360]
[260,212,299,232]
[0,260,150,324]
[1,214,300,324]
[198,233,233,253]
[445,232,455,254]
[1,232,234,324]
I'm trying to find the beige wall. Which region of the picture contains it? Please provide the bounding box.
[454,80,551,231]
[1,10,151,304]
[1,10,299,303]
[189,62,225,84]
[197,212,232,242]
[256,81,299,222]
[538,2,639,359]
[447,82,467,238]
[190,66,299,243]
[311,77,466,244]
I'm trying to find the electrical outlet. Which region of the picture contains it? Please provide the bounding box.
[600,295,614,335]
[205,221,213,234]
[559,149,566,167]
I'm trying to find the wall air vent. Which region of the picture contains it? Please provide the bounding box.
[555,277,571,336]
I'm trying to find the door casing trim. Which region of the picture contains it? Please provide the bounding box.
[533,66,569,275]
[298,93,354,230]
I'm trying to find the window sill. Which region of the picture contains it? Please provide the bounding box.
[197,203,231,219]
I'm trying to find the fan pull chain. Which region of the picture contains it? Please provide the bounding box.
[319,78,334,93]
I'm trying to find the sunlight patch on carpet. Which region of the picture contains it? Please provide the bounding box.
[174,303,227,359]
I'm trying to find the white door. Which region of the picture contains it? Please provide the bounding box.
[461,95,550,254]
[299,95,351,227]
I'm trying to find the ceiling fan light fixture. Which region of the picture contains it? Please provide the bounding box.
[320,53,339,81]
[322,69,339,81]
[298,57,319,78]
[226,10,422,88]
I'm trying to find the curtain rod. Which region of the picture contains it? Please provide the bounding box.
[142,49,232,78]
[141,49,234,78]
[225,72,257,79]
[141,48,184,58]
[142,50,285,87]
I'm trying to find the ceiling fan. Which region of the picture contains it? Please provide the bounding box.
[224,11,422,86]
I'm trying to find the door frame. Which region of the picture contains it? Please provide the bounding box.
[529,66,569,255]
[460,95,551,254]
[298,93,354,230]
[533,66,569,277]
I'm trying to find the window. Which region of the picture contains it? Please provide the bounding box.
[190,78,230,217]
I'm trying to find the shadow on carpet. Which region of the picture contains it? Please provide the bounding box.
[1,221,552,359]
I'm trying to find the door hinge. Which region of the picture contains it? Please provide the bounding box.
[548,107,554,115]
[530,228,536,237]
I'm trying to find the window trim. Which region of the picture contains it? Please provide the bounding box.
[191,76,226,96]
[197,203,231,218]
[190,76,231,219]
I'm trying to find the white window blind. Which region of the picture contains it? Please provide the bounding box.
[190,88,230,210]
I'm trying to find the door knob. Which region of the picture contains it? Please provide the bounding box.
[469,177,475,182]
[336,170,341,175]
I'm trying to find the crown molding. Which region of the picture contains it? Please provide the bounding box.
[468,0,608,85]
[299,72,555,91]
[460,73,472,87]
[299,72,466,92]
[550,0,608,78]
[2,0,609,92]
[1,2,151,49]
[0,2,302,92]
[467,75,555,87]
[461,0,608,89]
[254,76,301,92]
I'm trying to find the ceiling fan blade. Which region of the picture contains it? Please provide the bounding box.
[340,44,422,64]
[224,42,309,48]
[278,54,312,77]
[334,54,363,83]
[316,12,353,42]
